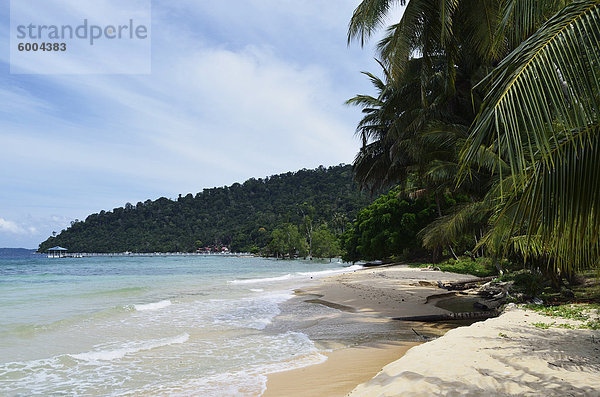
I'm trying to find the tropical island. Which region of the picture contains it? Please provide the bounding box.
[34,0,600,395]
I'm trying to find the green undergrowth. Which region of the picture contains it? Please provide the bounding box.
[496,268,600,303]
[540,271,600,304]
[526,303,600,330]
[409,257,497,278]
[567,270,600,303]
[497,270,547,298]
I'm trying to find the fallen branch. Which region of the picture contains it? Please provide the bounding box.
[439,276,496,291]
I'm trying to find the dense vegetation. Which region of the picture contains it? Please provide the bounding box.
[341,187,446,262]
[345,0,600,285]
[38,165,372,254]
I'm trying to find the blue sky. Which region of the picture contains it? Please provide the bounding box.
[0,0,403,249]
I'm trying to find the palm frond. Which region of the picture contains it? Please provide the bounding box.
[512,126,600,272]
[348,0,407,46]
[494,0,568,52]
[420,200,490,249]
[463,1,600,182]
[464,0,502,61]
[440,0,460,44]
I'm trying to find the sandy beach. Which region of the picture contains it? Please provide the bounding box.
[264,341,419,397]
[351,305,600,396]
[265,265,600,396]
[264,265,474,396]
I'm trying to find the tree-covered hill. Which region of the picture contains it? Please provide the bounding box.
[38,164,372,253]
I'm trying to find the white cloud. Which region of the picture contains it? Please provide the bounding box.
[0,218,27,234]
[1,40,359,194]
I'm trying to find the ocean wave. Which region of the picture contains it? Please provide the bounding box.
[133,299,172,311]
[123,332,327,397]
[296,264,363,277]
[212,291,294,330]
[228,274,292,284]
[70,333,189,362]
[229,264,363,285]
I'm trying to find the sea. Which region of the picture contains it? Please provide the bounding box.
[0,250,365,396]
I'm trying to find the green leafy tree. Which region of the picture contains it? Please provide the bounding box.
[342,188,438,262]
[269,224,307,259]
[299,203,316,258]
[312,225,341,261]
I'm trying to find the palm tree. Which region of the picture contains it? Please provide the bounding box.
[348,58,495,260]
[461,1,600,273]
[347,1,501,260]
[347,0,600,274]
[346,59,424,194]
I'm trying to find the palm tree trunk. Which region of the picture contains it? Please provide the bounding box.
[448,245,459,260]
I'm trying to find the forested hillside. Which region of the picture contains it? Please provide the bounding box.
[38,165,372,253]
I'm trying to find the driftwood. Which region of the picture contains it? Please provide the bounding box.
[362,260,385,267]
[393,310,500,322]
[440,276,496,291]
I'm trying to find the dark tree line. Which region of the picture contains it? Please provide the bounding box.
[38,165,372,254]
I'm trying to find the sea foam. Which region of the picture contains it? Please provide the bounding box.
[70,333,189,362]
[229,274,293,284]
[212,291,294,330]
[133,299,172,311]
[229,264,363,285]
[297,264,363,277]
[121,332,327,397]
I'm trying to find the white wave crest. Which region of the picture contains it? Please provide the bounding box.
[134,299,172,311]
[229,265,362,285]
[228,274,292,285]
[296,264,363,277]
[212,291,293,330]
[70,333,189,362]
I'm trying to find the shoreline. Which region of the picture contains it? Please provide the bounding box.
[350,305,600,396]
[263,340,419,397]
[263,264,600,396]
[263,264,477,396]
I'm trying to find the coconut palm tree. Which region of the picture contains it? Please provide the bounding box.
[346,59,425,194]
[461,0,600,273]
[347,0,600,274]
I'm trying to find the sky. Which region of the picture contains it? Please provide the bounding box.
[0,0,404,249]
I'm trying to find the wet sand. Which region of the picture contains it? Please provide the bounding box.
[263,264,600,396]
[263,265,474,396]
[263,341,419,397]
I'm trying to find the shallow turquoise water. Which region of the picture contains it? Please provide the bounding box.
[0,253,357,396]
